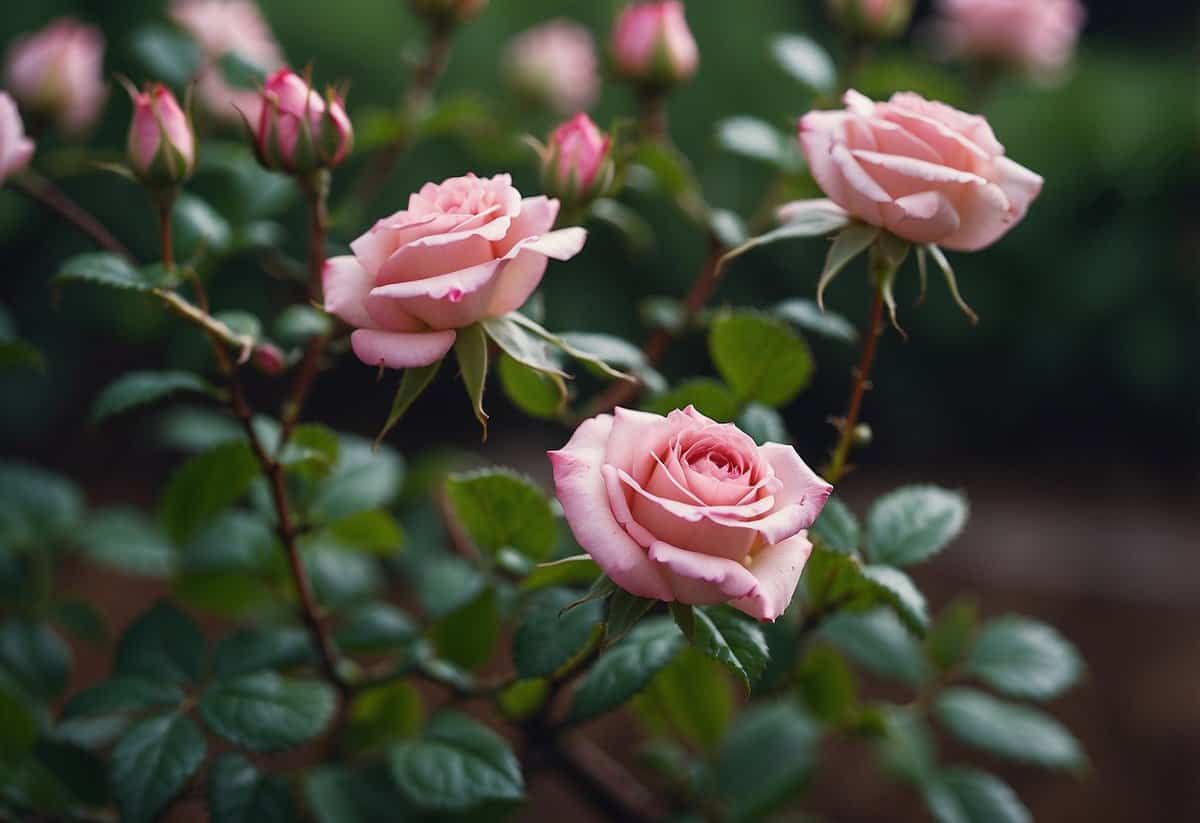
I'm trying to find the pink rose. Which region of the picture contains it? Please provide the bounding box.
[503,20,600,115]
[323,173,587,369]
[255,68,352,174]
[542,113,613,205]
[3,18,106,136]
[612,1,699,88]
[126,83,195,186]
[0,92,34,186]
[797,90,1042,251]
[827,0,914,39]
[169,0,286,123]
[550,407,832,622]
[933,0,1086,76]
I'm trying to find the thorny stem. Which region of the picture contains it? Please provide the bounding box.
[14,171,134,262]
[825,286,886,484]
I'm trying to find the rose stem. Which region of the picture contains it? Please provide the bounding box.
[14,171,134,262]
[825,286,886,483]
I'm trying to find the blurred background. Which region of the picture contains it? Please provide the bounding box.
[1,0,1197,820]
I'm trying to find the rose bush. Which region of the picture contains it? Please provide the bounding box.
[551,406,832,621]
[323,172,587,368]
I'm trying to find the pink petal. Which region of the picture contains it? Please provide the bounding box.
[498,196,560,254]
[377,233,499,286]
[350,329,456,369]
[621,469,763,561]
[648,541,760,605]
[881,191,962,245]
[603,407,676,484]
[322,255,374,328]
[757,443,833,526]
[730,532,814,622]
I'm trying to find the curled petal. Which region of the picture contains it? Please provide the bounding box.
[730,532,814,622]
[648,541,760,606]
[322,255,374,328]
[350,329,456,369]
[881,191,962,246]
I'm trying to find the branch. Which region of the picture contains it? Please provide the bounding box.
[824,286,885,483]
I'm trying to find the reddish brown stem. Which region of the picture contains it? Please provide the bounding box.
[159,201,174,271]
[825,287,885,483]
[15,171,134,262]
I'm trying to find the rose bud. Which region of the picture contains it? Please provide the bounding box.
[794,90,1042,251]
[254,68,352,175]
[931,0,1086,78]
[409,0,488,26]
[503,20,600,116]
[252,341,286,375]
[550,406,832,621]
[2,18,107,136]
[323,173,586,369]
[125,82,195,188]
[0,92,35,187]
[541,114,614,210]
[826,0,914,40]
[612,1,699,90]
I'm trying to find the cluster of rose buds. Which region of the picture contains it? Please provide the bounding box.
[826,0,915,40]
[124,82,195,189]
[251,68,352,176]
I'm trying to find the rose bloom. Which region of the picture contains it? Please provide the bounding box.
[796,90,1042,251]
[551,407,833,622]
[126,84,195,185]
[932,0,1085,76]
[255,68,352,173]
[827,0,914,39]
[324,173,587,369]
[169,0,286,123]
[612,1,699,87]
[3,18,106,135]
[503,19,599,115]
[0,92,34,186]
[543,113,612,201]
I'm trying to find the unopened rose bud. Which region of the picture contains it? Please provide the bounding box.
[2,18,107,136]
[409,0,488,26]
[125,82,195,188]
[254,68,352,175]
[827,0,914,40]
[541,114,613,210]
[252,342,286,376]
[503,20,600,116]
[612,1,699,91]
[0,92,35,187]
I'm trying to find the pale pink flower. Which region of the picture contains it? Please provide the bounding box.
[3,18,107,135]
[612,1,699,88]
[933,0,1086,76]
[504,20,600,115]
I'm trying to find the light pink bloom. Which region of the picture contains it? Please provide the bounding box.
[933,0,1086,76]
[324,173,587,369]
[543,113,612,201]
[504,20,600,115]
[612,1,699,88]
[827,0,914,39]
[3,18,106,135]
[0,92,34,185]
[551,406,832,621]
[795,90,1042,251]
[255,68,352,173]
[169,0,286,123]
[126,83,195,185]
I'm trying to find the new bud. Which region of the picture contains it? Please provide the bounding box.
[3,18,107,136]
[612,1,699,90]
[409,0,488,26]
[541,113,614,210]
[254,68,352,175]
[252,342,286,376]
[126,82,195,188]
[826,0,914,40]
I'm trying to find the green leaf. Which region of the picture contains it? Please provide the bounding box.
[505,313,636,383]
[130,24,201,88]
[810,496,860,554]
[111,714,206,823]
[52,599,108,644]
[818,223,879,308]
[965,616,1082,701]
[209,753,295,823]
[430,588,499,671]
[346,682,423,753]
[280,424,340,477]
[570,617,685,723]
[775,298,859,344]
[55,252,174,292]
[335,602,418,655]
[796,644,857,724]
[0,685,37,760]
[408,554,485,619]
[377,361,441,444]
[309,436,404,523]
[326,509,405,556]
[877,707,937,784]
[861,565,930,634]
[721,201,852,275]
[522,553,601,591]
[92,371,212,424]
[0,339,44,372]
[63,677,184,719]
[173,192,232,257]
[644,377,740,421]
[605,589,658,645]
[714,701,819,823]
[709,310,814,407]
[481,315,568,378]
[927,598,979,672]
[821,609,926,685]
[274,306,332,347]
[0,462,83,549]
[388,711,524,811]
[497,353,566,419]
[160,441,260,544]
[634,647,732,750]
[866,485,968,567]
[304,764,408,823]
[455,323,489,437]
[716,116,795,168]
[710,208,749,247]
[200,672,336,752]
[693,606,769,691]
[305,549,379,609]
[212,626,314,678]
[736,403,787,445]
[926,768,1031,823]
[0,619,71,698]
[936,688,1086,770]
[77,508,174,577]
[497,679,548,721]
[771,34,836,92]
[114,601,206,685]
[444,468,555,561]
[513,588,603,679]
